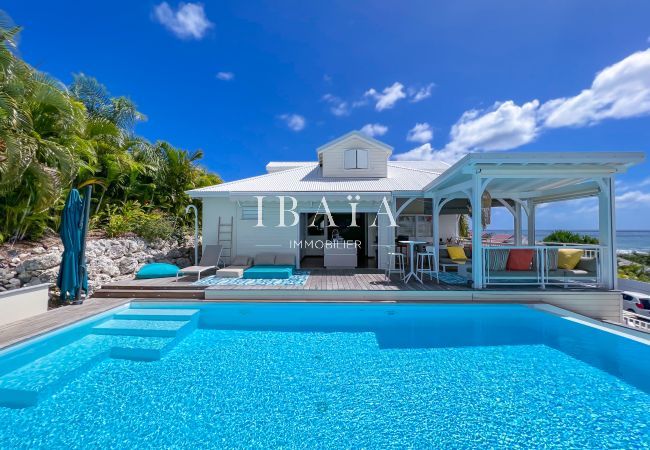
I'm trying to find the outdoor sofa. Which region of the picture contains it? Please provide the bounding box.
[243,253,296,279]
[214,255,253,278]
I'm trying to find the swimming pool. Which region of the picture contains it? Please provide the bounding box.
[0,303,648,448]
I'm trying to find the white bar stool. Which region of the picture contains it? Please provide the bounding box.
[386,252,406,280]
[416,251,439,283]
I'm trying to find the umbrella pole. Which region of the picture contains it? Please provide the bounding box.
[75,185,92,304]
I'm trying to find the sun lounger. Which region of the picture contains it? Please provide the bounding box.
[176,244,223,281]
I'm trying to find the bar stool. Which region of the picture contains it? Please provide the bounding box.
[416,250,439,283]
[386,252,406,280]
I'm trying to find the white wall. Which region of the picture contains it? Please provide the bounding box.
[0,283,49,326]
[321,135,389,178]
[439,215,459,242]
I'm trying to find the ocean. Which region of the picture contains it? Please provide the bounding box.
[487,230,650,253]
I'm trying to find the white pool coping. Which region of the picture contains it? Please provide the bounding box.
[531,303,650,346]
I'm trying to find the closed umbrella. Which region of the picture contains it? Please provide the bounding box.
[57,189,85,304]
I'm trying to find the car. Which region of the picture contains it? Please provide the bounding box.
[621,291,650,318]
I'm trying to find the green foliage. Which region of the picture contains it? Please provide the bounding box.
[105,201,175,241]
[0,12,221,243]
[618,264,650,282]
[618,252,650,282]
[458,215,469,238]
[542,230,599,245]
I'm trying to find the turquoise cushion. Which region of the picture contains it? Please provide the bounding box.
[135,263,180,279]
[243,265,294,279]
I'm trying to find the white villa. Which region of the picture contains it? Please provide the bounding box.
[188,131,644,292]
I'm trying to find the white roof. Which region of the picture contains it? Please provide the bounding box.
[188,162,444,197]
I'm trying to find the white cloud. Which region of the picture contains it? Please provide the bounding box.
[406,122,433,143]
[541,49,650,128]
[360,123,388,137]
[322,94,349,116]
[216,71,234,81]
[393,48,650,163]
[393,143,436,161]
[408,83,435,103]
[279,114,306,132]
[616,190,650,207]
[153,2,213,40]
[640,177,650,187]
[365,82,407,111]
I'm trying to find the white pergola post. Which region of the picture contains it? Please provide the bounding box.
[514,202,523,245]
[471,175,484,289]
[598,177,617,289]
[432,196,440,257]
[526,200,536,245]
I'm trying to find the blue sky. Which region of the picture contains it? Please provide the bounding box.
[4,1,650,230]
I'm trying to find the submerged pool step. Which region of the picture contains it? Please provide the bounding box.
[0,308,200,408]
[92,319,193,337]
[0,335,110,408]
[114,308,200,321]
[0,334,181,408]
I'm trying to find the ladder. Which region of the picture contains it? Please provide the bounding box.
[217,216,233,266]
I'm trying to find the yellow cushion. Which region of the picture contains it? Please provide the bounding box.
[447,246,467,260]
[557,249,584,270]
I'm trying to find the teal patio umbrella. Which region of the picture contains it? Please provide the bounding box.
[57,188,89,304]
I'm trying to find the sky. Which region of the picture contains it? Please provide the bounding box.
[3,1,650,231]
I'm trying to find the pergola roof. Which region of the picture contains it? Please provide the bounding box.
[423,152,645,203]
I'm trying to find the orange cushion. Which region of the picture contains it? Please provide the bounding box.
[506,249,534,271]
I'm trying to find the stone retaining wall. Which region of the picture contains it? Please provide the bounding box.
[0,237,195,299]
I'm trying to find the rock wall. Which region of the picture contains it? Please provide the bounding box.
[0,237,195,298]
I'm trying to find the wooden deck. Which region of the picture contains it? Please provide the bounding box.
[0,297,129,351]
[94,269,466,298]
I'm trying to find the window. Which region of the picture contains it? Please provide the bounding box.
[344,149,368,169]
[241,206,258,220]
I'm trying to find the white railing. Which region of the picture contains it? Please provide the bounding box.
[482,245,604,288]
[622,312,650,332]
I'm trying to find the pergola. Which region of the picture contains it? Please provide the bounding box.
[422,152,644,290]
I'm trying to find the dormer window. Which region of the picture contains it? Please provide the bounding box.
[344,149,368,169]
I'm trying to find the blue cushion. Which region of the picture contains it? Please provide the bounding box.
[135,263,180,279]
[243,265,294,279]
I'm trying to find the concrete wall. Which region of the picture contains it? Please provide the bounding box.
[0,283,49,326]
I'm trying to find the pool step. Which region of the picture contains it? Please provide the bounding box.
[0,308,200,408]
[92,319,193,337]
[114,308,200,321]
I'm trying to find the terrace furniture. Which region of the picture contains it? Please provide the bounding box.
[439,246,472,267]
[399,240,426,283]
[175,244,223,281]
[440,261,468,277]
[215,255,252,278]
[416,248,439,283]
[386,252,406,280]
[324,241,357,268]
[482,246,601,287]
[243,253,296,279]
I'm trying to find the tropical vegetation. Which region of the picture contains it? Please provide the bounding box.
[542,230,599,245]
[618,252,650,282]
[0,12,220,243]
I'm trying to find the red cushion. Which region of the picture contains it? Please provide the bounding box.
[506,249,534,271]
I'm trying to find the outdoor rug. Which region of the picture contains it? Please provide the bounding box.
[194,270,310,287]
[437,271,470,285]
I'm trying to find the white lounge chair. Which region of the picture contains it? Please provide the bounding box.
[176,244,222,281]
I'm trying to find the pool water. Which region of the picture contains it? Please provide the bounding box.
[0,304,649,448]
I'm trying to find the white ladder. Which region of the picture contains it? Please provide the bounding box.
[217,216,233,266]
